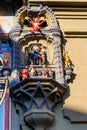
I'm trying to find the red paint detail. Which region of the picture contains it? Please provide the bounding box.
[21,69,29,79]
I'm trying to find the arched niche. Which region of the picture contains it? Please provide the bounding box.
[9,3,65,86]
[19,35,54,66]
[15,3,59,30]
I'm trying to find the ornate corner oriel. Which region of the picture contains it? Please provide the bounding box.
[9,3,73,130]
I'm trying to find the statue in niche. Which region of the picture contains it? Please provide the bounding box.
[25,45,45,65]
[31,45,44,64]
[24,16,46,33]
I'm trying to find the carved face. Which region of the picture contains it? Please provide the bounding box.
[32,45,40,52]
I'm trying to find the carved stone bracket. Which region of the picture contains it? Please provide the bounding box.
[10,77,65,130]
[24,109,55,130]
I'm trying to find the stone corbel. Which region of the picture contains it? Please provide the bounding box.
[10,78,65,130]
[24,109,55,130]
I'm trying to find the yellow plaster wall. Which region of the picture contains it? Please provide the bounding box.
[55,4,87,122]
[54,6,87,96]
[58,19,87,32]
[64,38,87,96]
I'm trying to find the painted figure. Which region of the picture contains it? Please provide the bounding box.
[25,16,45,33]
[3,58,8,67]
[31,45,45,65]
[26,45,45,65]
[29,66,38,77]
[63,52,71,68]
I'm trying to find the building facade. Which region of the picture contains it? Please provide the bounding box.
[0,0,87,130]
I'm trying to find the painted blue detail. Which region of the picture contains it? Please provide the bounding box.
[2,67,11,76]
[12,98,28,112]
[13,83,58,112]
[1,44,11,52]
[0,83,5,89]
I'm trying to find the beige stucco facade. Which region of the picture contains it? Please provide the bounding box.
[54,2,87,121]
